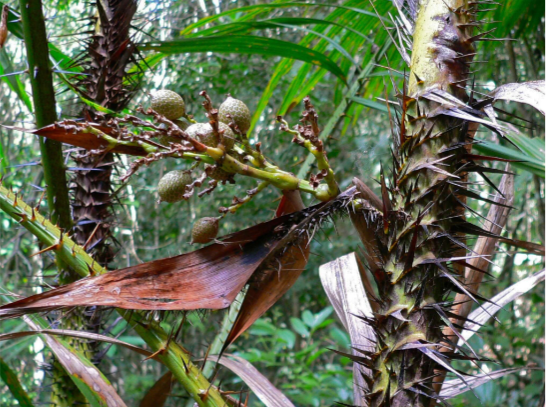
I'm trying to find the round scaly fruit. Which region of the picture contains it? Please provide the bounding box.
[208,166,232,182]
[157,170,192,203]
[218,96,251,134]
[150,90,186,120]
[191,217,220,244]
[186,122,235,151]
[157,120,189,146]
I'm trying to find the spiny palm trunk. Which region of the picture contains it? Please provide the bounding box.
[358,1,478,405]
[72,0,137,267]
[50,2,137,405]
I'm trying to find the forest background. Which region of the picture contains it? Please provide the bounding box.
[0,0,544,406]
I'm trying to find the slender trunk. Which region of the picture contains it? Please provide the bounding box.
[19,0,72,234]
[19,1,86,405]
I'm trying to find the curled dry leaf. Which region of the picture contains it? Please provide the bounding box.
[23,317,127,407]
[319,252,376,406]
[440,368,539,400]
[139,372,173,407]
[487,80,546,116]
[451,169,514,326]
[223,189,310,348]
[0,215,291,318]
[0,6,8,48]
[7,124,149,156]
[460,269,545,344]
[214,354,296,407]
[0,188,356,319]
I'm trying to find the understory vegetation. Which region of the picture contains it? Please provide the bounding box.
[0,0,544,406]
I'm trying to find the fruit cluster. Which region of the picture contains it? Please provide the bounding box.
[151,90,252,244]
[70,89,340,244]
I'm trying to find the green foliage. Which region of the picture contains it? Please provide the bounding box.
[0,0,544,406]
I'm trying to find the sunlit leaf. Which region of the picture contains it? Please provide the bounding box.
[473,140,545,178]
[139,36,346,83]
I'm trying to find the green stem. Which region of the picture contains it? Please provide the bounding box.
[19,0,71,231]
[202,288,247,379]
[0,184,226,407]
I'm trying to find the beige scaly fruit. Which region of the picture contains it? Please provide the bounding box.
[191,217,220,244]
[151,90,186,120]
[157,170,192,203]
[218,96,251,134]
[186,122,236,150]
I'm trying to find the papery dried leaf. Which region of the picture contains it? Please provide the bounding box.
[7,124,149,156]
[496,237,545,255]
[214,354,296,407]
[0,216,291,318]
[23,317,127,407]
[319,252,376,406]
[460,269,545,344]
[451,169,514,322]
[440,368,535,399]
[488,80,546,115]
[223,190,310,348]
[139,372,172,407]
[0,6,8,48]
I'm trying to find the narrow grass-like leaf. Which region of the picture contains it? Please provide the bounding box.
[139,36,346,82]
[350,96,396,114]
[473,140,545,177]
[180,2,381,36]
[0,49,33,112]
[504,131,545,163]
[0,355,34,407]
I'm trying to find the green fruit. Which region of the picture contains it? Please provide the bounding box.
[191,217,219,244]
[157,170,192,203]
[218,96,251,134]
[186,122,235,150]
[151,90,186,120]
[157,120,189,146]
[173,119,189,130]
[209,167,232,182]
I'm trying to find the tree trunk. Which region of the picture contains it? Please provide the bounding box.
[355,1,479,405]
